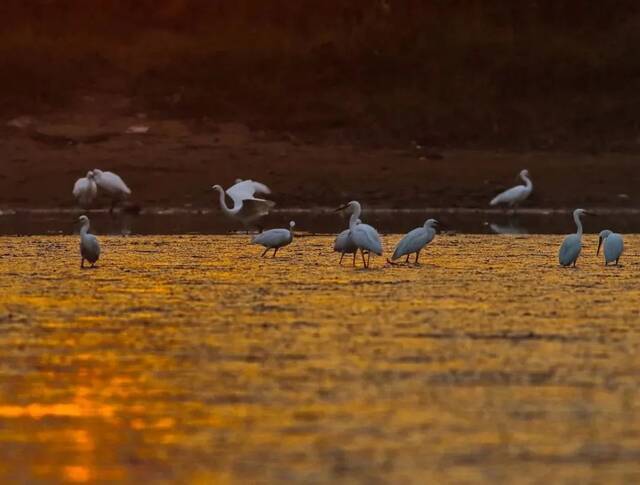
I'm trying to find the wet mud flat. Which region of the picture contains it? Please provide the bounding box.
[0,235,639,483]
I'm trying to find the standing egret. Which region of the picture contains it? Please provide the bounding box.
[72,171,97,208]
[597,230,624,266]
[78,215,100,268]
[490,169,533,208]
[252,221,295,257]
[335,201,382,268]
[390,219,439,264]
[93,169,132,213]
[212,179,275,229]
[334,219,361,266]
[559,208,590,267]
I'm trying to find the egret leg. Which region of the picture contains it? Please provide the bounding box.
[616,258,620,266]
[261,247,270,257]
[352,252,357,267]
[81,258,85,269]
[360,249,367,268]
[367,251,371,267]
[415,251,420,264]
[273,248,279,258]
[405,255,410,263]
[573,260,576,268]
[339,253,345,265]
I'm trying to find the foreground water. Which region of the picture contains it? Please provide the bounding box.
[0,235,639,483]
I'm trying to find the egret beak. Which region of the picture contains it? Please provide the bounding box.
[334,204,348,212]
[584,210,596,216]
[436,220,448,229]
[597,237,602,256]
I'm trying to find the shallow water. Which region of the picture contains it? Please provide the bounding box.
[2,207,640,235]
[1,235,639,483]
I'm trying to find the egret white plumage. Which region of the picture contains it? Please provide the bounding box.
[334,219,361,265]
[490,169,533,208]
[335,201,382,268]
[72,171,97,208]
[78,215,100,268]
[93,169,132,213]
[252,221,295,257]
[212,179,275,229]
[558,208,590,267]
[391,218,439,264]
[597,229,624,266]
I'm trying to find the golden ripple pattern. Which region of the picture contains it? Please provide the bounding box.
[0,235,639,483]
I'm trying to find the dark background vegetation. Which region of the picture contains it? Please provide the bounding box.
[2,0,640,149]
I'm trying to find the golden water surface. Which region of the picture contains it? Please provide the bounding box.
[0,235,639,484]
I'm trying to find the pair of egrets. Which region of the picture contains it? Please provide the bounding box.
[558,209,624,267]
[73,169,131,211]
[331,201,440,268]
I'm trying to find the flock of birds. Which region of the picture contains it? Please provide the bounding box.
[73,168,625,270]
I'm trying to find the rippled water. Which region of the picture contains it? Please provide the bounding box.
[1,235,639,483]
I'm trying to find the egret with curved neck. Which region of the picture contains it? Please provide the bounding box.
[490,169,533,208]
[558,208,590,267]
[335,200,382,268]
[597,229,624,266]
[211,179,275,229]
[78,215,100,269]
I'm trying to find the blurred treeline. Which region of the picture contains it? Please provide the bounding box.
[2,0,640,148]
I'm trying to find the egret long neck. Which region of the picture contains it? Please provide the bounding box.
[80,221,90,236]
[521,173,532,190]
[217,189,232,214]
[349,204,362,229]
[573,211,583,237]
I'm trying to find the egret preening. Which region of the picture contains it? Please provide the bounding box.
[335,201,382,268]
[390,219,439,264]
[490,169,533,208]
[78,215,100,268]
[252,221,295,257]
[559,208,590,267]
[212,179,275,229]
[597,229,624,266]
[72,171,97,208]
[334,219,361,266]
[93,169,132,213]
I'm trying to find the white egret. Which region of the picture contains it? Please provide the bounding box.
[93,169,132,213]
[212,179,275,228]
[72,171,97,208]
[490,169,533,208]
[336,201,382,268]
[334,219,361,266]
[559,208,590,267]
[78,215,100,268]
[597,229,624,266]
[252,221,295,257]
[390,219,439,264]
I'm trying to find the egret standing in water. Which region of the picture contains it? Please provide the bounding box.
[597,229,624,266]
[335,201,382,268]
[93,169,132,213]
[78,215,100,268]
[72,171,97,208]
[490,169,533,208]
[333,219,360,266]
[559,208,590,267]
[390,219,440,264]
[212,179,275,229]
[252,221,295,257]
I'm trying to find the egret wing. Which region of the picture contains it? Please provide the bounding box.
[490,185,525,206]
[227,180,271,205]
[558,234,581,266]
[72,178,87,197]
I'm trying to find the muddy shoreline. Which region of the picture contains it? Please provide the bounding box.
[2,112,639,212]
